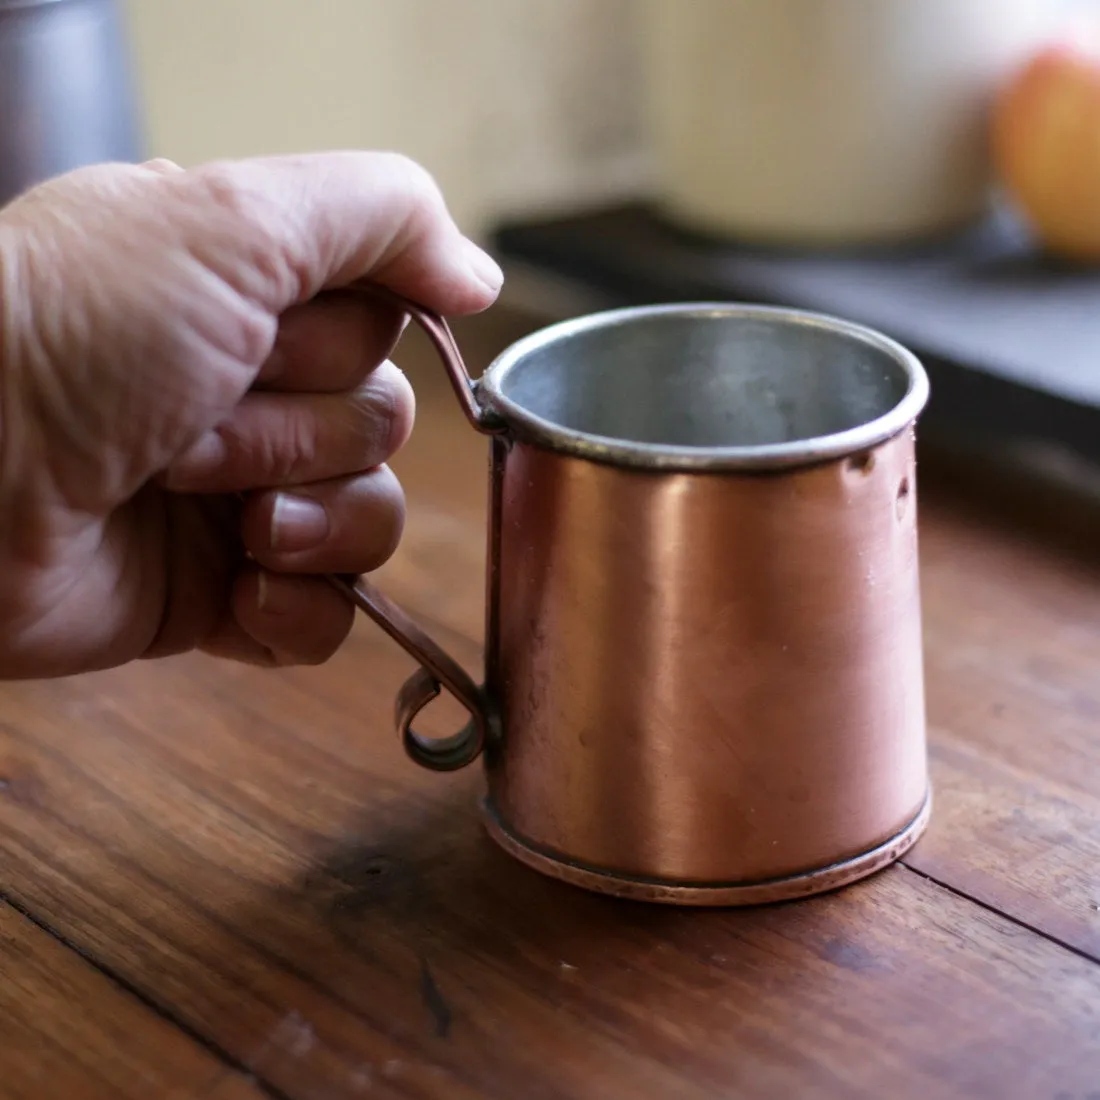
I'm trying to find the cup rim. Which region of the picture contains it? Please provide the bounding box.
[477,301,930,471]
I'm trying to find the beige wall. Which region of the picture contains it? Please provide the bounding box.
[121,0,651,239]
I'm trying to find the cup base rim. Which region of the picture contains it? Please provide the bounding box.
[481,790,932,907]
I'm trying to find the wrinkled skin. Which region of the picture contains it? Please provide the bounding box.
[0,152,502,678]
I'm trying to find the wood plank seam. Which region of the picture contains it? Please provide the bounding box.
[0,810,496,1092]
[5,808,1100,1012]
[897,862,1100,967]
[0,889,291,1100]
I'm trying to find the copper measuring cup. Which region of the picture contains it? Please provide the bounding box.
[326,287,932,907]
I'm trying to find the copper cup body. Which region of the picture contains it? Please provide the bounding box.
[472,304,930,904]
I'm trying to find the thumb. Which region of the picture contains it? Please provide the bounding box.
[180,150,503,317]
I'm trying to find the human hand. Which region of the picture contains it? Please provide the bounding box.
[0,152,502,678]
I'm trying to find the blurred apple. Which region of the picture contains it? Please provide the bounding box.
[992,33,1100,261]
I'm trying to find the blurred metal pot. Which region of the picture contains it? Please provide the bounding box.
[0,0,141,206]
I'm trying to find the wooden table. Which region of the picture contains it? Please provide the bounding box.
[2,308,1099,1100]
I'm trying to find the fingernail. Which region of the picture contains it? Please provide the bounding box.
[271,492,329,552]
[256,570,297,615]
[461,237,504,293]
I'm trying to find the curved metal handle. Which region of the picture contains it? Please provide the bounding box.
[323,285,504,771]
[351,282,505,436]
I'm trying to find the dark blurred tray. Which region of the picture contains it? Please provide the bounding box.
[490,203,1100,464]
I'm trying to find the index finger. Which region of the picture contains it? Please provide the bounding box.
[178,150,503,318]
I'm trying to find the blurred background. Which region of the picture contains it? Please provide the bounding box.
[1,0,1097,244]
[119,0,1099,244]
[4,0,1100,465]
[124,0,650,241]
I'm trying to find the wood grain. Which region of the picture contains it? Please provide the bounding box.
[0,310,1099,1098]
[908,490,1100,960]
[0,901,265,1100]
[3,662,1100,1100]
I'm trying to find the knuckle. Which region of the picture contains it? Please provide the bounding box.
[194,296,275,380]
[231,405,318,486]
[189,160,296,303]
[193,161,283,247]
[225,299,277,373]
[330,467,405,573]
[142,157,182,174]
[193,160,262,221]
[365,466,406,565]
[383,152,444,205]
[346,384,397,463]
[277,410,321,483]
[375,154,451,261]
[352,365,415,460]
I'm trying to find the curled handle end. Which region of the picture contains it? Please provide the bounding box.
[397,667,486,772]
[327,573,489,771]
